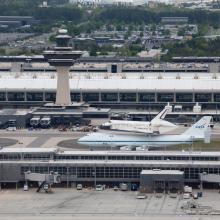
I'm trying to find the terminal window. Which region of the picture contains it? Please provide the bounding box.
[45,92,56,102]
[101,93,118,102]
[27,92,43,101]
[195,93,212,102]
[111,64,117,73]
[83,93,99,102]
[8,92,25,101]
[214,94,220,102]
[71,93,80,102]
[157,93,174,102]
[120,93,136,102]
[139,93,155,102]
[0,92,6,101]
[176,93,193,102]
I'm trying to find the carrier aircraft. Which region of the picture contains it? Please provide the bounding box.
[78,116,212,149]
[101,106,177,134]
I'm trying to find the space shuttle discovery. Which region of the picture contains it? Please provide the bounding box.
[78,116,212,149]
[102,106,177,134]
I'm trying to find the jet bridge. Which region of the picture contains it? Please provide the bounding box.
[24,171,61,192]
[200,173,220,183]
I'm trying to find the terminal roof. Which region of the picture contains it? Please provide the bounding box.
[0,148,57,153]
[0,78,220,91]
[141,170,184,175]
[1,160,220,166]
[1,148,220,157]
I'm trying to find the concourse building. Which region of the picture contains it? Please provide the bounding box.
[1,148,220,191]
[0,55,219,122]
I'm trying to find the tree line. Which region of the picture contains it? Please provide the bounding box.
[94,7,220,27]
[0,2,220,28]
[162,37,220,61]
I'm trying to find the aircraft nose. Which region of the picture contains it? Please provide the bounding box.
[102,122,111,127]
[77,136,85,144]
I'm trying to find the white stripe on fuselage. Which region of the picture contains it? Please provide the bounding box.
[78,133,193,147]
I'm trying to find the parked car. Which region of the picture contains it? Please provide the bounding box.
[23,184,28,191]
[96,185,105,191]
[183,193,190,199]
[120,183,128,191]
[113,186,119,191]
[76,184,83,190]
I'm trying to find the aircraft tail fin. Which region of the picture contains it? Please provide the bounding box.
[151,106,169,123]
[183,116,212,139]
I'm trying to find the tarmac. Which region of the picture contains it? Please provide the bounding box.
[0,124,220,150]
[0,189,220,220]
[1,125,220,220]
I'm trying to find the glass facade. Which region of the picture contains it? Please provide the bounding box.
[71,93,81,102]
[157,93,174,102]
[27,92,43,101]
[101,93,118,102]
[214,94,220,102]
[20,166,220,181]
[83,93,99,102]
[8,92,25,101]
[0,92,6,101]
[176,93,193,102]
[1,91,220,104]
[45,92,56,102]
[1,152,218,161]
[139,93,155,102]
[120,93,136,102]
[195,93,212,102]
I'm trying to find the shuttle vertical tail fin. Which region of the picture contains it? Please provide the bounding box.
[151,107,169,123]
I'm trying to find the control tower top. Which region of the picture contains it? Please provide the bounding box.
[44,29,83,66]
[55,29,71,48]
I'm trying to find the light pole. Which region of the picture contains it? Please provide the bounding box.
[92,168,96,189]
[200,172,207,191]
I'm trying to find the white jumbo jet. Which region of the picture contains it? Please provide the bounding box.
[101,107,177,134]
[78,116,212,149]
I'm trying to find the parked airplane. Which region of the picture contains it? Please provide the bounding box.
[101,106,177,134]
[78,116,212,149]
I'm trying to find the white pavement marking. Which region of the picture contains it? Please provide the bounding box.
[3,136,37,148]
[40,137,75,148]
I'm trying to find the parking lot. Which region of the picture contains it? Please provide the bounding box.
[1,188,220,220]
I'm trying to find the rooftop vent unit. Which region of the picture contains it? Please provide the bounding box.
[194,75,199,79]
[158,74,163,79]
[212,74,218,79]
[85,74,91,79]
[121,75,126,79]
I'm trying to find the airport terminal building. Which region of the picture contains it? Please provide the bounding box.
[0,56,220,112]
[0,55,220,128]
[1,148,220,191]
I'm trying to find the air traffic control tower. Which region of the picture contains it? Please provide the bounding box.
[44,29,82,106]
